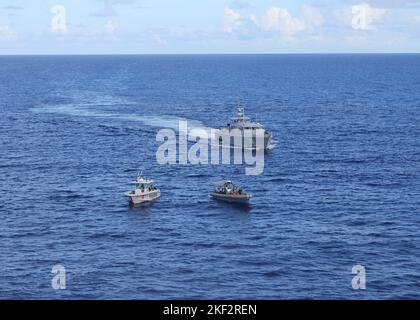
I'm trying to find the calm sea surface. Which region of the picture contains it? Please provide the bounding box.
[0,54,419,299]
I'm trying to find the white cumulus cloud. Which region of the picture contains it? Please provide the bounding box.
[250,6,324,39]
[0,26,16,38]
[223,6,242,33]
[259,7,305,35]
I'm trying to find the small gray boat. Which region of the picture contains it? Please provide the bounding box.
[210,180,252,204]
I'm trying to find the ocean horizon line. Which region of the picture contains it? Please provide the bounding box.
[1,52,420,57]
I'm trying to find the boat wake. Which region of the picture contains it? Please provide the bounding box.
[266,141,278,151]
[31,103,213,141]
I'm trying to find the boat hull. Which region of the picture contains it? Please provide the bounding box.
[125,190,161,205]
[218,129,272,150]
[210,192,251,203]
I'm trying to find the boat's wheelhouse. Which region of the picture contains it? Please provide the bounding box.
[133,178,156,193]
[227,107,265,132]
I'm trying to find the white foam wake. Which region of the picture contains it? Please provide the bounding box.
[31,104,216,141]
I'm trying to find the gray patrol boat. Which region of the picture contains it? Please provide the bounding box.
[219,99,273,150]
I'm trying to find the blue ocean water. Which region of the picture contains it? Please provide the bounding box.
[0,54,419,299]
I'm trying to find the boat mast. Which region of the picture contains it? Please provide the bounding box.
[236,97,244,121]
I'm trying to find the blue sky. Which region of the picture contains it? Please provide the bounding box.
[0,0,420,54]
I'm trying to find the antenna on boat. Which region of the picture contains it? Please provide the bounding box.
[236,97,245,119]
